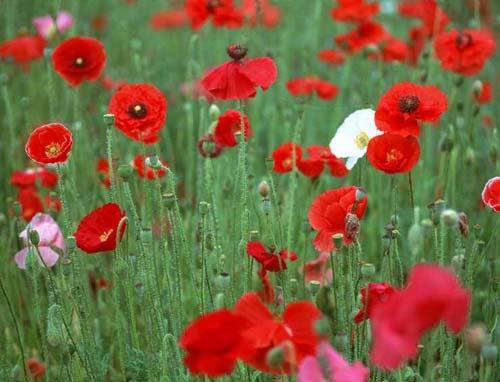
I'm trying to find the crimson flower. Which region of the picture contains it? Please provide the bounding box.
[246,241,297,272]
[482,177,500,212]
[74,203,127,254]
[473,81,492,104]
[354,282,395,324]
[11,167,58,189]
[330,0,379,23]
[434,29,496,76]
[213,109,252,147]
[256,267,275,304]
[0,35,46,69]
[297,145,349,178]
[240,0,281,28]
[308,187,367,252]
[131,155,168,180]
[108,83,167,144]
[185,0,243,30]
[235,293,321,374]
[17,188,44,222]
[335,21,387,53]
[375,82,448,137]
[399,0,449,36]
[380,38,409,63]
[370,264,470,369]
[27,358,46,379]
[272,143,302,173]
[367,133,420,174]
[201,44,277,100]
[52,36,106,86]
[150,9,188,30]
[25,123,73,165]
[317,49,345,66]
[286,77,339,100]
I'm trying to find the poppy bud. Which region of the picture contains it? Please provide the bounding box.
[289,278,298,297]
[258,180,270,198]
[13,201,21,217]
[458,212,469,237]
[316,285,335,318]
[441,209,458,228]
[345,213,360,241]
[145,154,162,170]
[163,193,175,209]
[472,80,483,98]
[390,214,399,227]
[266,345,285,369]
[209,104,220,122]
[309,280,320,295]
[355,187,366,202]
[103,113,115,127]
[382,234,391,252]
[28,229,40,246]
[482,344,498,362]
[360,263,376,279]
[197,133,222,158]
[216,272,230,290]
[199,201,210,215]
[465,323,489,354]
[117,164,132,180]
[214,292,225,309]
[314,318,331,339]
[302,220,313,233]
[226,44,248,61]
[439,134,454,152]
[332,233,344,249]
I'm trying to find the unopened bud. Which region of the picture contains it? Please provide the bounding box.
[258,180,270,198]
[266,346,285,369]
[441,209,458,228]
[209,104,220,121]
[355,187,366,202]
[117,164,132,180]
[314,318,330,338]
[472,80,483,97]
[439,134,454,152]
[333,333,348,353]
[145,154,162,170]
[216,272,230,290]
[66,236,76,253]
[408,222,424,256]
[289,278,298,297]
[28,229,40,246]
[465,147,476,165]
[316,285,335,318]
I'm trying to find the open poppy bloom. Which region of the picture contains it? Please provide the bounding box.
[482,177,500,212]
[335,21,387,53]
[108,83,167,144]
[375,82,448,137]
[308,186,367,252]
[185,0,243,30]
[298,145,349,178]
[246,241,297,272]
[317,49,346,66]
[367,133,420,174]
[298,342,369,382]
[370,264,470,369]
[380,38,409,63]
[52,36,106,86]
[354,282,395,324]
[286,77,339,100]
[131,154,168,180]
[201,44,277,100]
[0,35,46,70]
[240,0,281,28]
[272,143,302,173]
[74,203,127,254]
[330,0,379,23]
[234,293,321,374]
[11,167,58,189]
[434,29,496,76]
[330,109,382,170]
[213,109,252,147]
[25,123,73,165]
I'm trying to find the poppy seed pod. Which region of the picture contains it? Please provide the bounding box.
[117,164,132,180]
[103,113,115,126]
[209,104,220,122]
[309,280,320,295]
[332,233,344,249]
[266,345,285,369]
[361,263,376,279]
[316,285,335,318]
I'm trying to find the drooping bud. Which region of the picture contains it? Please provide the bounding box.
[226,44,248,61]
[315,285,335,318]
[209,104,221,122]
[216,272,230,290]
[314,318,331,339]
[28,229,40,246]
[472,80,483,98]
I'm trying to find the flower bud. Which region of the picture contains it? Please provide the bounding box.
[266,346,285,369]
[249,230,259,241]
[209,104,221,121]
[408,222,424,256]
[117,164,132,180]
[163,193,175,209]
[333,333,348,353]
[441,209,458,228]
[28,229,40,246]
[47,304,65,347]
[289,278,298,297]
[465,323,488,354]
[66,236,76,253]
[314,318,331,339]
[140,228,153,246]
[439,134,454,152]
[309,280,320,295]
[472,80,483,97]
[355,187,366,202]
[103,113,115,126]
[145,154,162,170]
[216,272,230,290]
[360,263,376,279]
[464,147,476,165]
[316,285,335,318]
[258,180,270,198]
[0,213,6,229]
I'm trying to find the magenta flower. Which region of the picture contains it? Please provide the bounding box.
[298,342,369,382]
[14,213,65,269]
[33,11,73,39]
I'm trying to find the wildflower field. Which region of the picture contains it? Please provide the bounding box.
[1,0,500,381]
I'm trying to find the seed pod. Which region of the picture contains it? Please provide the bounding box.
[344,213,360,241]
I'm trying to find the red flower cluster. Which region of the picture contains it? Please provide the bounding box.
[286,77,339,100]
[185,0,243,30]
[74,203,127,254]
[370,264,470,369]
[131,154,168,180]
[108,83,167,144]
[335,21,387,54]
[213,109,252,147]
[52,36,106,86]
[25,123,73,165]
[11,167,58,189]
[308,186,367,252]
[180,292,321,376]
[330,0,380,23]
[0,35,46,70]
[434,29,496,76]
[246,241,297,272]
[272,143,348,178]
[367,133,420,174]
[354,282,395,324]
[201,44,277,100]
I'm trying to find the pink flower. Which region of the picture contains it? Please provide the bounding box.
[298,342,369,382]
[14,213,65,269]
[33,11,73,39]
[301,252,333,286]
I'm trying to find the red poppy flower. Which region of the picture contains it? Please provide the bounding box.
[286,77,339,100]
[240,0,281,28]
[335,21,387,54]
[150,9,188,30]
[367,133,420,174]
[0,35,46,69]
[213,109,252,147]
[25,123,73,165]
[17,188,44,221]
[108,83,167,144]
[297,145,349,178]
[399,0,449,36]
[44,195,62,213]
[185,0,243,30]
[434,29,496,76]
[482,177,500,212]
[74,203,127,254]
[317,49,345,66]
[272,143,302,173]
[96,159,110,188]
[375,82,448,137]
[11,167,58,189]
[234,292,321,374]
[201,44,277,100]
[354,282,395,324]
[52,36,106,86]
[131,155,168,180]
[246,241,297,272]
[301,252,333,286]
[381,38,409,63]
[473,81,493,104]
[330,0,380,23]
[371,264,470,370]
[257,267,275,304]
[308,186,367,253]
[27,358,46,379]
[180,309,247,376]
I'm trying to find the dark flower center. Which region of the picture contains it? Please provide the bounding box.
[128,103,147,118]
[74,57,85,67]
[227,44,248,61]
[207,0,221,11]
[398,95,420,113]
[455,33,472,50]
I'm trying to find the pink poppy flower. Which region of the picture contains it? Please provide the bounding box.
[33,11,73,39]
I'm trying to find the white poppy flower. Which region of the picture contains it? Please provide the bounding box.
[329,108,382,170]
